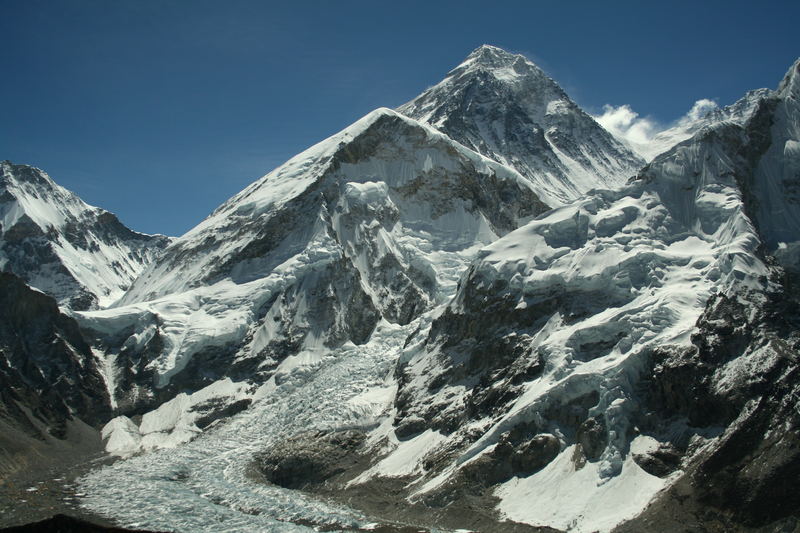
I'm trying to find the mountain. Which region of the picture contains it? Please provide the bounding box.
[78,108,549,417]
[80,47,642,421]
[7,49,800,533]
[343,58,800,532]
[0,271,111,478]
[399,45,644,206]
[0,161,171,310]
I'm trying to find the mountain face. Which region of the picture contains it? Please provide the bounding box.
[0,161,171,310]
[0,271,111,477]
[6,49,800,533]
[77,46,642,419]
[399,45,644,206]
[78,108,549,416]
[363,59,800,531]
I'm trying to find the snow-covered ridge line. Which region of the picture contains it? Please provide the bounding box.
[116,107,545,306]
[171,108,537,242]
[0,160,171,309]
[596,87,775,162]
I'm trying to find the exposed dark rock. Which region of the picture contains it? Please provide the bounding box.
[0,514,166,532]
[576,416,607,462]
[193,398,252,430]
[254,429,366,489]
[622,269,800,531]
[463,431,561,485]
[398,46,643,202]
[632,443,683,478]
[0,272,111,454]
[394,415,428,440]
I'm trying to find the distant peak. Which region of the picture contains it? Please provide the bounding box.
[0,160,53,188]
[468,44,515,57]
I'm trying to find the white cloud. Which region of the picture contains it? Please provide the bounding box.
[679,98,719,125]
[594,104,659,147]
[593,99,720,161]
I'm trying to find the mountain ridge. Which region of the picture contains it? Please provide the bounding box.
[0,160,171,310]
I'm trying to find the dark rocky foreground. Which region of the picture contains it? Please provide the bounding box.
[615,272,800,533]
[0,514,164,533]
[0,272,118,529]
[0,435,117,530]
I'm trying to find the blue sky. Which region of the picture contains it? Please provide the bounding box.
[2,0,798,236]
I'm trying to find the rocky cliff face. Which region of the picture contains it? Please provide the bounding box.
[0,161,171,310]
[615,269,800,532]
[0,272,111,475]
[399,45,644,206]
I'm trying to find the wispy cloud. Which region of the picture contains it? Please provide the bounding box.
[678,99,718,126]
[594,104,659,147]
[593,99,719,160]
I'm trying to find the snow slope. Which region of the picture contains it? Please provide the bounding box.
[399,45,644,207]
[0,161,170,309]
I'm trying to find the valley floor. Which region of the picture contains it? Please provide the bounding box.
[0,450,116,529]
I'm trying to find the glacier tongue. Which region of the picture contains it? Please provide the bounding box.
[81,319,419,532]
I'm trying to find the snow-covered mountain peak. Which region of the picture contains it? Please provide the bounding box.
[458,44,542,79]
[191,107,409,236]
[398,47,643,207]
[0,160,170,309]
[1,160,86,229]
[88,106,547,403]
[117,105,547,308]
[404,46,562,126]
[465,43,515,61]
